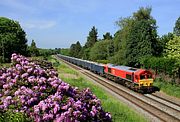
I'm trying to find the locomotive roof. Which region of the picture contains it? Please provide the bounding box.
[107,64,140,72]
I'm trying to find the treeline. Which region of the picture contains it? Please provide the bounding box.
[66,7,180,83]
[0,17,60,63]
[28,39,61,59]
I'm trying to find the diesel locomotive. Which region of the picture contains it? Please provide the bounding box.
[57,54,154,93]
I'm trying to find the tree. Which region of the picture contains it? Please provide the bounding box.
[84,26,98,48]
[69,41,82,58]
[107,39,114,57]
[0,17,27,62]
[82,48,91,60]
[54,48,61,54]
[81,26,98,59]
[89,40,113,61]
[173,17,180,36]
[29,40,39,56]
[129,7,158,66]
[113,7,158,67]
[113,30,122,52]
[60,48,70,56]
[166,35,180,62]
[75,41,82,58]
[159,33,174,56]
[112,17,134,65]
[165,35,180,78]
[69,44,76,57]
[103,32,113,40]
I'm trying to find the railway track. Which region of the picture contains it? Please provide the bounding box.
[144,94,180,112]
[151,93,180,107]
[55,55,180,122]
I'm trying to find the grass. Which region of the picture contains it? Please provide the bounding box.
[50,56,147,122]
[0,63,11,68]
[154,78,180,98]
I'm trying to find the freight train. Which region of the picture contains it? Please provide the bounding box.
[57,54,154,93]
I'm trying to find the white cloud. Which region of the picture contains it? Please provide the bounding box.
[22,20,56,29]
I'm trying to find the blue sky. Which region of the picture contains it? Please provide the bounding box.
[0,0,179,48]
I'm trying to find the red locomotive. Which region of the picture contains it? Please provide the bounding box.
[104,64,154,92]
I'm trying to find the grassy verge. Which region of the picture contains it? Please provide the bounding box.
[154,78,180,98]
[50,56,147,122]
[0,63,10,68]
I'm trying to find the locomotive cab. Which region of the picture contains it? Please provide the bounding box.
[136,70,153,87]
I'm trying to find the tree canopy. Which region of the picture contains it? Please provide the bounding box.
[112,7,159,67]
[89,40,113,61]
[165,35,180,64]
[159,33,174,55]
[173,17,180,36]
[28,40,39,57]
[0,17,27,62]
[84,26,98,48]
[81,26,98,59]
[103,32,113,40]
[69,41,82,58]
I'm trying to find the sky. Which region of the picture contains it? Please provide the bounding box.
[0,0,179,48]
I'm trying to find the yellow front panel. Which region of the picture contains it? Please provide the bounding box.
[139,79,153,87]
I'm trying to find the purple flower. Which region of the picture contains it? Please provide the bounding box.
[42,104,47,111]
[4,90,9,95]
[90,111,95,117]
[43,113,53,120]
[3,84,9,89]
[15,75,19,80]
[14,89,21,96]
[27,68,33,73]
[73,111,81,118]
[61,105,68,110]
[55,114,65,122]
[53,104,60,114]
[11,79,16,83]
[21,73,29,78]
[6,96,12,100]
[34,106,40,114]
[32,86,39,91]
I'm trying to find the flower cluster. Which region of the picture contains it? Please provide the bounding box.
[0,53,111,122]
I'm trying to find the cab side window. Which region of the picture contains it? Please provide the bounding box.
[140,75,145,79]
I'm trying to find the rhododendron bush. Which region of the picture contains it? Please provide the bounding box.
[0,54,112,122]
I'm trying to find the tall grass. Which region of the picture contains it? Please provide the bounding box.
[154,78,180,98]
[51,56,147,122]
[0,63,10,68]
